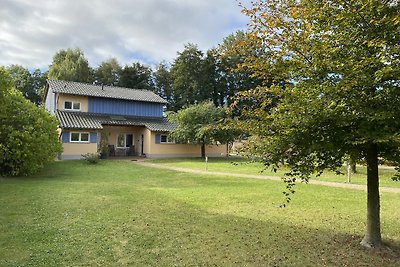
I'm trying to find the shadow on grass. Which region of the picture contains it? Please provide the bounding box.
[1,161,399,266]
[139,192,400,266]
[2,189,399,266]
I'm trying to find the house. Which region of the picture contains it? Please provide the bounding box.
[44,80,227,159]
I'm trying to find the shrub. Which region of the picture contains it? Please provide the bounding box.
[82,153,100,164]
[0,67,62,176]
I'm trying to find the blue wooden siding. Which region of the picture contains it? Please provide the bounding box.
[62,132,70,143]
[88,97,163,117]
[90,132,97,143]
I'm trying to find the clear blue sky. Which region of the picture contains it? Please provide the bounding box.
[0,0,250,70]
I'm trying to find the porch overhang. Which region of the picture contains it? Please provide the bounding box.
[56,110,176,132]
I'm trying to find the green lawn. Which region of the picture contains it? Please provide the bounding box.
[1,160,399,266]
[151,157,400,188]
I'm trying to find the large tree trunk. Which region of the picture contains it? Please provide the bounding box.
[360,143,382,248]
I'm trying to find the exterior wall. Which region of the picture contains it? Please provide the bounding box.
[147,132,228,158]
[57,126,228,160]
[88,97,164,117]
[134,127,151,156]
[60,130,97,159]
[102,125,146,155]
[61,143,98,160]
[45,89,56,114]
[57,94,89,112]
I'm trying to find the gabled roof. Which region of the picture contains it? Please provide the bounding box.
[56,110,176,132]
[47,80,167,104]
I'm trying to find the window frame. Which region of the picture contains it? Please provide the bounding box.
[116,133,134,148]
[160,134,175,144]
[64,100,81,111]
[116,133,126,148]
[70,132,90,143]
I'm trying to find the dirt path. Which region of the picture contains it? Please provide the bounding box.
[135,161,400,194]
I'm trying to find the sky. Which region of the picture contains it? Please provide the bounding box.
[0,0,250,70]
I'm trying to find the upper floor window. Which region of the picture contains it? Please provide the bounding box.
[70,132,89,142]
[64,101,81,111]
[160,134,175,144]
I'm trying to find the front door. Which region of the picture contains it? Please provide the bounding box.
[141,134,144,155]
[126,134,133,147]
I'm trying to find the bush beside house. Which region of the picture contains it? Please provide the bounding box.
[0,67,62,176]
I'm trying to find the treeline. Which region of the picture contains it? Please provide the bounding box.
[3,31,262,111]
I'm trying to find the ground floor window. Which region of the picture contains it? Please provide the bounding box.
[70,132,89,142]
[160,134,175,144]
[116,133,134,148]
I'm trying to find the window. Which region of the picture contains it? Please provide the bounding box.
[70,132,89,142]
[117,134,126,148]
[64,101,81,111]
[116,133,134,148]
[160,134,175,144]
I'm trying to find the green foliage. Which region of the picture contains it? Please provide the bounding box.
[6,65,44,104]
[237,0,400,183]
[156,38,266,111]
[81,153,100,164]
[154,61,174,104]
[119,62,154,90]
[94,58,121,86]
[170,43,205,111]
[0,67,62,176]
[168,102,242,157]
[214,31,265,105]
[98,131,110,159]
[48,48,92,82]
[237,0,400,246]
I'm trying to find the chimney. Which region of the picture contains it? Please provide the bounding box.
[101,83,104,90]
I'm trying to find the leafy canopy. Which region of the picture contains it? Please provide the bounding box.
[94,58,122,86]
[48,48,92,82]
[236,0,400,179]
[168,102,242,157]
[7,65,45,104]
[0,67,62,176]
[235,0,400,247]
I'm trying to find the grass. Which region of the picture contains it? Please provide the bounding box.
[150,157,400,188]
[0,160,399,266]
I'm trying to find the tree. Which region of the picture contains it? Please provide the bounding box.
[0,67,62,176]
[154,62,174,108]
[119,62,154,90]
[201,49,226,107]
[31,68,48,104]
[48,48,92,82]
[215,31,264,105]
[94,58,122,86]
[235,0,400,248]
[7,65,41,104]
[170,43,207,111]
[168,102,241,158]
